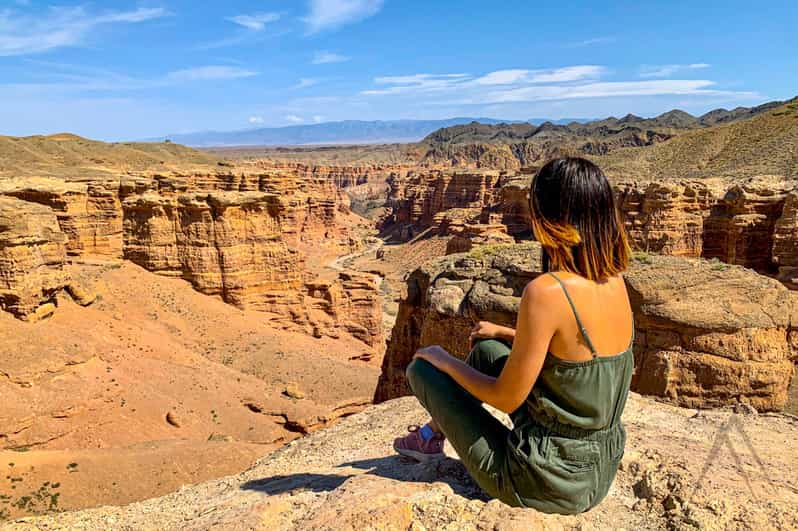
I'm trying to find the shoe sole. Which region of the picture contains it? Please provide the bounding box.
[393,443,444,463]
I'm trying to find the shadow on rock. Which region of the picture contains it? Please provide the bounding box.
[241,455,489,501]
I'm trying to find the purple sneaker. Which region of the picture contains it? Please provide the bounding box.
[393,425,445,462]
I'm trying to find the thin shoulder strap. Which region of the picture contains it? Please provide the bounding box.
[548,272,598,356]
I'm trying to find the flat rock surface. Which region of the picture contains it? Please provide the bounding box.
[5,393,797,530]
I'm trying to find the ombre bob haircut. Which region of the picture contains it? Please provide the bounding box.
[529,157,631,281]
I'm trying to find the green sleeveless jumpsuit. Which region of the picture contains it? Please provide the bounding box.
[406,272,634,514]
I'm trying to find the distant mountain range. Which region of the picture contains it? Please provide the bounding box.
[155,100,787,148]
[421,100,786,145]
[155,118,586,147]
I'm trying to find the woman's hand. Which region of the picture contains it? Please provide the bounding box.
[469,321,505,343]
[413,345,452,370]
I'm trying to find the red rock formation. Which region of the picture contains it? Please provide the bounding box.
[123,191,305,317]
[380,169,504,239]
[248,161,410,189]
[375,244,795,411]
[773,190,798,289]
[702,178,793,271]
[305,272,384,350]
[1,163,370,333]
[445,223,515,255]
[1,178,123,260]
[616,181,716,256]
[0,196,69,319]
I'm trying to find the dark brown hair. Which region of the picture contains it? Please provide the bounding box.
[529,157,630,281]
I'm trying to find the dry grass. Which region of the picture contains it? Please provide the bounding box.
[0,134,221,179]
[597,98,798,182]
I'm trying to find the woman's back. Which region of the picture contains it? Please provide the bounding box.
[541,271,634,363]
[522,271,635,432]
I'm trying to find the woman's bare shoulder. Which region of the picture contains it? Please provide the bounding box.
[522,273,561,301]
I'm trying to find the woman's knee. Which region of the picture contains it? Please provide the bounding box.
[467,338,510,368]
[405,357,437,393]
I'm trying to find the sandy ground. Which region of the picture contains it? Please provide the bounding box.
[1,261,380,520]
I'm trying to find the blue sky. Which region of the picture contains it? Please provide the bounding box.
[0,0,796,140]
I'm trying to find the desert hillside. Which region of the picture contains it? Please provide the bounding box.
[0,134,222,179]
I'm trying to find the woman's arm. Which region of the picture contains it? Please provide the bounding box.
[469,321,516,344]
[415,279,556,414]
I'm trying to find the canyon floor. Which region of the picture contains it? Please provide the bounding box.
[0,261,380,520]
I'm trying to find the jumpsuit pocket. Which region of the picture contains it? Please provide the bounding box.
[547,436,600,474]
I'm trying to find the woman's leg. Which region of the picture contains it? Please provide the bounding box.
[405,355,514,502]
[423,338,512,434]
[465,338,512,377]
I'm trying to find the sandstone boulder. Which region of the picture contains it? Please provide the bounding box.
[375,244,796,411]
[374,243,541,402]
[627,254,795,411]
[445,223,516,255]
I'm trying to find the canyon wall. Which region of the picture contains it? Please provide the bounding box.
[773,190,798,289]
[0,196,69,319]
[379,169,505,238]
[122,191,305,317]
[248,161,410,189]
[0,166,382,349]
[375,243,796,411]
[380,168,798,288]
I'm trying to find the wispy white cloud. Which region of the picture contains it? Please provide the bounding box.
[226,13,280,31]
[249,116,265,124]
[312,115,324,123]
[362,67,604,95]
[640,63,711,78]
[294,78,319,89]
[2,64,258,94]
[458,80,755,105]
[166,66,258,82]
[285,114,305,124]
[359,65,755,105]
[304,0,384,34]
[563,36,615,48]
[472,66,605,86]
[362,73,470,95]
[472,69,530,86]
[0,6,167,56]
[312,50,350,64]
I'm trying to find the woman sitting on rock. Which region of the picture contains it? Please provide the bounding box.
[394,157,635,515]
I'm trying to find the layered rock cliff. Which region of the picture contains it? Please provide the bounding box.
[0,197,69,320]
[616,180,716,256]
[702,178,794,272]
[0,165,382,348]
[379,168,798,289]
[773,190,798,289]
[123,191,305,317]
[375,244,796,411]
[248,161,410,190]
